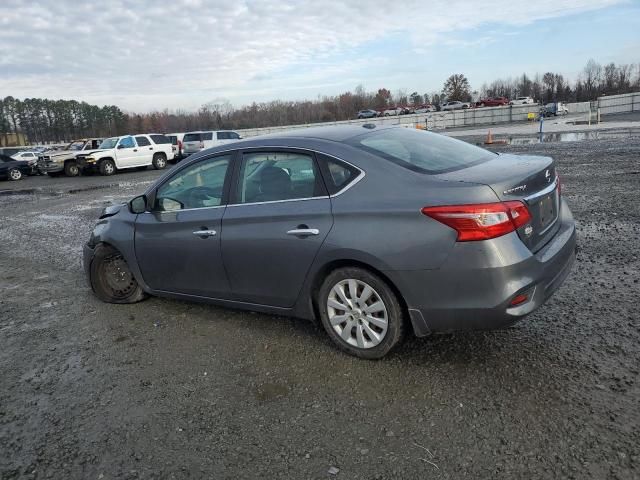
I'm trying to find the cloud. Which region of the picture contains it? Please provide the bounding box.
[0,0,625,111]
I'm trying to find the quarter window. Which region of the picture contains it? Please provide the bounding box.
[237,152,325,204]
[319,157,360,194]
[135,136,151,146]
[202,132,213,141]
[154,155,231,211]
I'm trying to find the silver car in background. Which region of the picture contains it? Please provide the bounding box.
[182,130,242,157]
[83,126,576,359]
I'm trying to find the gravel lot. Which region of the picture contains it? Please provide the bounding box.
[1,135,639,480]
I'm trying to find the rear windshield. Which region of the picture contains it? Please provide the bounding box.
[183,133,202,142]
[348,128,495,174]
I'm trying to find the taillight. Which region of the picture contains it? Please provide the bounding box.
[421,201,532,241]
[557,175,561,196]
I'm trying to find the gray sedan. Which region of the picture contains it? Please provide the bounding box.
[83,126,576,359]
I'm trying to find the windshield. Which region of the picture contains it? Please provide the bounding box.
[67,141,85,151]
[99,137,118,149]
[349,128,495,174]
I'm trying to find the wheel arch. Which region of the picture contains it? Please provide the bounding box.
[303,257,409,326]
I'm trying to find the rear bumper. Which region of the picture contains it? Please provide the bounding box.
[386,199,577,336]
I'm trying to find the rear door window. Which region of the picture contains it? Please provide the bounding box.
[217,132,228,140]
[135,136,151,146]
[202,132,213,141]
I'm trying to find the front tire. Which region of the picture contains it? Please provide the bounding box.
[152,153,167,170]
[99,159,116,176]
[8,168,22,181]
[318,267,405,359]
[89,244,147,304]
[64,161,80,177]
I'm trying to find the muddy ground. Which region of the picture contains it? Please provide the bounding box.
[1,136,639,479]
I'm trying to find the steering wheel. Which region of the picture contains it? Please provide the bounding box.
[186,186,222,208]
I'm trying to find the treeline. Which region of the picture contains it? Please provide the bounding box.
[0,97,128,145]
[2,58,639,144]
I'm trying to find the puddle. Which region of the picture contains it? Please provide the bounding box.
[506,130,639,145]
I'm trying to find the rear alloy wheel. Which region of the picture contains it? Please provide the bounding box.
[89,244,147,304]
[64,161,80,177]
[8,168,22,181]
[99,159,116,176]
[318,267,405,359]
[152,153,167,170]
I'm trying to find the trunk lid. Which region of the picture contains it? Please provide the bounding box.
[435,153,560,252]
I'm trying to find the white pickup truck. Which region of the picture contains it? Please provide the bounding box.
[76,134,174,176]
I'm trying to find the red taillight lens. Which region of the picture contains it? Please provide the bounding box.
[421,201,532,241]
[557,175,561,196]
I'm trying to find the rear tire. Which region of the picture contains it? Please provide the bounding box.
[318,267,405,359]
[152,153,167,170]
[99,159,116,176]
[89,244,147,304]
[64,161,79,177]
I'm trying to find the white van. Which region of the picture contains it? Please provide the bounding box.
[182,130,242,157]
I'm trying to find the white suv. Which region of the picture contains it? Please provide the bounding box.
[182,130,241,157]
[76,134,174,176]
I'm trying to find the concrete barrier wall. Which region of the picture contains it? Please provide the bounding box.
[598,92,640,115]
[238,104,541,137]
[236,92,640,138]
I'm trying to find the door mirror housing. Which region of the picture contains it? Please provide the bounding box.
[117,144,125,149]
[129,195,148,214]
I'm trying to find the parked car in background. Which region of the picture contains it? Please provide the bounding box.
[38,138,103,177]
[11,150,38,162]
[542,102,569,117]
[441,101,470,111]
[165,133,185,161]
[11,150,39,175]
[383,107,403,116]
[510,96,535,105]
[182,130,242,157]
[476,97,509,107]
[400,106,414,115]
[0,154,32,181]
[414,104,436,114]
[356,109,378,119]
[84,125,576,359]
[76,134,173,176]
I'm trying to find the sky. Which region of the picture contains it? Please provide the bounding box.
[0,0,638,112]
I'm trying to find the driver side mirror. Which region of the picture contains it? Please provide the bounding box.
[129,195,148,214]
[117,144,125,149]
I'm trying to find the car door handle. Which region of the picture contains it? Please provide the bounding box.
[193,229,217,237]
[286,228,319,236]
[149,147,153,150]
[133,149,138,152]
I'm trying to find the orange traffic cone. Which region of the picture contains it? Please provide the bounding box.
[484,130,493,144]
